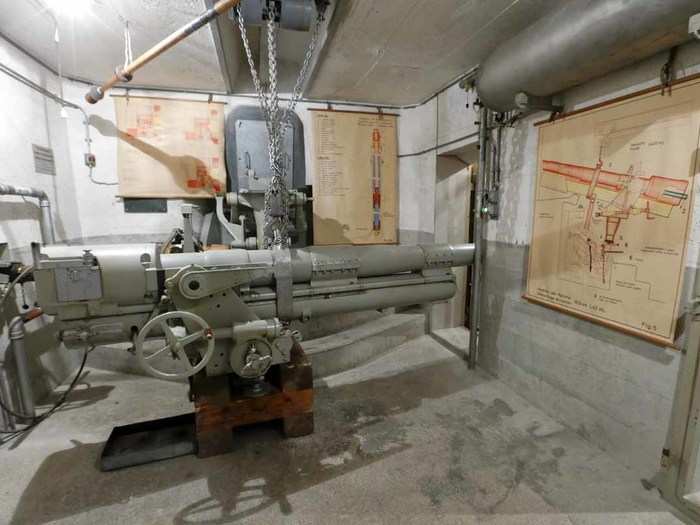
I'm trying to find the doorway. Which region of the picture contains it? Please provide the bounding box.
[430,152,474,330]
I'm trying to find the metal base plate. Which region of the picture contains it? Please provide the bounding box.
[100,413,196,471]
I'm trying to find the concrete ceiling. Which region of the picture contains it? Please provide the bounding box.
[0,0,226,91]
[0,0,320,94]
[0,0,564,106]
[306,0,564,105]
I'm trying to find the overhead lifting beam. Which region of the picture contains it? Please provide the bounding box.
[85,0,241,104]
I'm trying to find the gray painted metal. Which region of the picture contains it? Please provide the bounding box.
[476,0,699,112]
[233,0,314,32]
[655,263,700,522]
[0,367,15,430]
[0,183,54,244]
[36,242,473,379]
[9,317,34,420]
[38,242,473,325]
[247,282,457,320]
[468,107,488,369]
[161,243,475,287]
[123,198,168,214]
[225,106,306,193]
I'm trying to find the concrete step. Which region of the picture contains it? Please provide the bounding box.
[304,312,426,378]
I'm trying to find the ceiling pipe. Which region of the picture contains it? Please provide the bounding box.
[476,0,700,113]
[85,0,241,103]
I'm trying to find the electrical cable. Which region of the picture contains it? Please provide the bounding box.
[0,347,89,438]
[0,264,89,439]
[0,265,34,312]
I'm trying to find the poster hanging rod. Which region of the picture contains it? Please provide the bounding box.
[535,71,700,126]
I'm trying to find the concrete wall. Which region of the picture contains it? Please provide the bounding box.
[432,156,470,330]
[0,37,83,405]
[479,40,700,477]
[0,39,83,258]
[398,84,477,328]
[398,83,479,245]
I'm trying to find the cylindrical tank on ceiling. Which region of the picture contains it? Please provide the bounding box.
[476,0,699,112]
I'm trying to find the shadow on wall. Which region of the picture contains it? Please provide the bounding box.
[0,201,42,248]
[89,115,222,196]
[309,215,353,245]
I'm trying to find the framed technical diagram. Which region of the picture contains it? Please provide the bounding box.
[114,96,226,198]
[310,109,398,245]
[525,77,700,346]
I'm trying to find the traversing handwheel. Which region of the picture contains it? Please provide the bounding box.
[135,311,215,380]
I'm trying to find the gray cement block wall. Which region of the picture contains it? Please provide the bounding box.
[479,240,681,475]
[478,41,700,476]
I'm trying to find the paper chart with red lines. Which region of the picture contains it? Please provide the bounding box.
[525,78,700,344]
[115,96,225,198]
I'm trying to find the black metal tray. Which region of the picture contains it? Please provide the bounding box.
[100,412,196,471]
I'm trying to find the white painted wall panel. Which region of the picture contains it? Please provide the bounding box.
[436,83,478,146]
[0,37,82,258]
[398,152,436,241]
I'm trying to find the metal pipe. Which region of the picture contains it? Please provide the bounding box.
[161,243,475,286]
[247,282,457,321]
[468,106,488,369]
[8,317,35,421]
[0,367,15,430]
[476,0,699,112]
[85,0,241,103]
[0,183,55,244]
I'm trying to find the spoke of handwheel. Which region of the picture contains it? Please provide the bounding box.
[176,347,195,371]
[180,330,205,346]
[145,345,171,361]
[160,321,178,347]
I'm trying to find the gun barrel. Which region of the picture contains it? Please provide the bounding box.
[161,243,475,285]
[36,243,474,327]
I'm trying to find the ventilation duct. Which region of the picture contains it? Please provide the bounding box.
[476,0,700,113]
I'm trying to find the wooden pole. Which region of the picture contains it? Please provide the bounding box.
[86,0,241,103]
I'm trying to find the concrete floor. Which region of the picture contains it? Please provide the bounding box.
[0,335,683,525]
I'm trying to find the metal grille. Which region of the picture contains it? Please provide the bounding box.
[32,144,55,175]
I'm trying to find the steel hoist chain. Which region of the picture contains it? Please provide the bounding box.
[235,1,325,249]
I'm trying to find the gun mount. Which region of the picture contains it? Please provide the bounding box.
[32,243,474,382]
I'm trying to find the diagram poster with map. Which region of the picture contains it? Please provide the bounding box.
[311,109,397,245]
[115,96,226,198]
[526,78,700,345]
